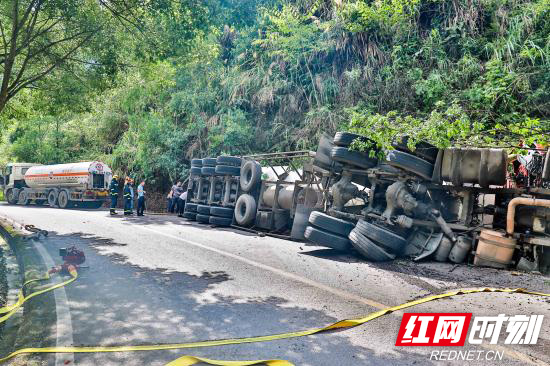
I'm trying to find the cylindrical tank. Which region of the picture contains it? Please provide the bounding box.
[441,148,507,187]
[263,185,295,210]
[24,161,112,189]
[474,229,516,269]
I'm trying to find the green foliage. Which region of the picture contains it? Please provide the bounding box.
[2,0,550,191]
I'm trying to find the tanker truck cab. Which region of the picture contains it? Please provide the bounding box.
[2,163,39,204]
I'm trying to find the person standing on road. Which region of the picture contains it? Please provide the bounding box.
[109,175,120,215]
[170,181,183,214]
[129,179,135,211]
[166,190,173,212]
[137,181,146,216]
[123,178,133,215]
[177,190,187,217]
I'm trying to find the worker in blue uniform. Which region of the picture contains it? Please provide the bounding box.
[123,178,133,215]
[109,175,119,215]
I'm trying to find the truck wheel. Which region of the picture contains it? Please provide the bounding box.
[333,132,372,147]
[392,137,439,163]
[47,190,59,207]
[17,190,30,205]
[190,167,202,175]
[196,214,211,224]
[58,190,70,209]
[348,229,395,262]
[240,160,261,192]
[6,188,18,205]
[234,194,256,226]
[216,156,242,167]
[197,204,211,215]
[202,158,217,167]
[385,150,434,180]
[209,215,232,226]
[201,167,216,176]
[210,206,234,218]
[355,220,407,253]
[215,165,240,176]
[191,159,203,167]
[308,211,355,237]
[185,203,198,213]
[330,146,378,169]
[183,212,197,220]
[304,226,351,251]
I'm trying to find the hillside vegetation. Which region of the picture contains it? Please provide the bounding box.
[1,0,549,188]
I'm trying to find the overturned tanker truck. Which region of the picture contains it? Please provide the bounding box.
[2,161,112,209]
[183,133,550,272]
[305,132,550,273]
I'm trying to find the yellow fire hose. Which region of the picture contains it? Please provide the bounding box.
[0,267,548,366]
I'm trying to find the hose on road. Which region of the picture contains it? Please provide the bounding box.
[0,267,548,366]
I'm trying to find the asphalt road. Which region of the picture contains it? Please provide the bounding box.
[0,203,549,366]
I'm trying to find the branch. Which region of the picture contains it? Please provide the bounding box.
[7,30,98,99]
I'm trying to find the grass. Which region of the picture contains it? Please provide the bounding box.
[0,224,56,365]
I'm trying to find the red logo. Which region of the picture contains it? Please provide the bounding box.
[396,313,472,346]
[95,163,103,172]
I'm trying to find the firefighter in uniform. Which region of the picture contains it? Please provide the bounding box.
[123,178,133,215]
[109,175,119,215]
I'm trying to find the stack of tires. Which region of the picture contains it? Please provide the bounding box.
[304,212,354,251]
[183,156,241,226]
[386,137,439,180]
[234,160,262,227]
[348,220,408,261]
[331,132,378,169]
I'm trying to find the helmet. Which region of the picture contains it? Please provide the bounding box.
[113,175,119,179]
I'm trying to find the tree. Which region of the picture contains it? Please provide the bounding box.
[0,0,210,115]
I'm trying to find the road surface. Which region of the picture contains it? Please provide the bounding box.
[0,203,549,366]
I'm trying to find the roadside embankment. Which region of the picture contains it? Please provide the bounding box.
[0,218,56,366]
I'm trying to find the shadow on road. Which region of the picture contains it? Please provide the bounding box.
[38,231,431,366]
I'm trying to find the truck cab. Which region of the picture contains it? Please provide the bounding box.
[1,163,39,204]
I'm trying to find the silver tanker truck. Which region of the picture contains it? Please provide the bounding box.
[1,161,112,208]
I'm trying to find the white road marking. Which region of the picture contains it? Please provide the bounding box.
[33,240,75,366]
[135,223,548,366]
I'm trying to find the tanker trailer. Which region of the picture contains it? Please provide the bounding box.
[5,161,112,209]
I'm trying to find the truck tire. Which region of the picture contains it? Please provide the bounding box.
[190,167,202,175]
[355,220,407,253]
[183,212,197,220]
[47,190,58,207]
[17,189,30,205]
[58,190,70,209]
[217,156,242,167]
[215,165,240,176]
[202,158,217,167]
[330,146,378,169]
[392,137,438,163]
[308,211,355,237]
[333,132,372,147]
[201,167,216,176]
[304,226,351,252]
[191,159,203,167]
[185,203,198,213]
[197,204,211,215]
[385,150,434,180]
[234,194,256,226]
[196,214,211,224]
[209,215,232,226]
[349,229,395,262]
[240,160,262,192]
[210,206,234,218]
[6,188,18,205]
